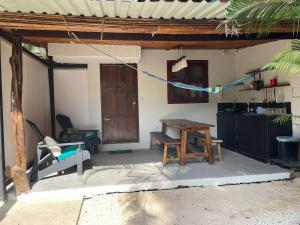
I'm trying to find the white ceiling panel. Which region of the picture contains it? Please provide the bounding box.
[0,0,229,19]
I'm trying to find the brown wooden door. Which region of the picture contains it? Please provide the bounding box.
[100,64,139,144]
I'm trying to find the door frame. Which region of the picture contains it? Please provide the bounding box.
[100,64,139,144]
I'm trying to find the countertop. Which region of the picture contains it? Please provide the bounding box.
[217,111,284,117]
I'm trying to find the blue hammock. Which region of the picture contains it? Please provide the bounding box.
[143,71,258,95]
[70,31,260,96]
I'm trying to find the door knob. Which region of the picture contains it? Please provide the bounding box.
[104,118,111,121]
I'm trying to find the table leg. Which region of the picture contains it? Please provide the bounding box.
[298,141,300,163]
[162,122,167,134]
[180,130,187,166]
[204,127,214,164]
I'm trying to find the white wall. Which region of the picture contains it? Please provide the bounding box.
[54,68,89,135]
[51,46,236,151]
[48,43,141,64]
[231,40,293,103]
[227,40,300,136]
[1,38,50,166]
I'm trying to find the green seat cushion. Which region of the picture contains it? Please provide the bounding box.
[57,145,78,161]
[84,133,98,141]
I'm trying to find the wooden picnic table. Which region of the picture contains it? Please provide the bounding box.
[160,119,215,165]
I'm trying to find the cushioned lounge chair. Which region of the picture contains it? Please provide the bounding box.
[56,114,101,154]
[26,119,91,182]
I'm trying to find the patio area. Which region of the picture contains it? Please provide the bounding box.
[0,0,299,203]
[28,149,290,198]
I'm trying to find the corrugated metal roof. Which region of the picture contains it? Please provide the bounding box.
[0,0,229,19]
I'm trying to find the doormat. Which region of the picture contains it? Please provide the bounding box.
[108,150,133,154]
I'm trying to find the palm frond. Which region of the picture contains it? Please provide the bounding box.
[291,39,300,51]
[273,114,300,125]
[263,39,300,76]
[273,114,292,125]
[218,0,300,36]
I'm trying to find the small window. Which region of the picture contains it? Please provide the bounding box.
[167,60,208,104]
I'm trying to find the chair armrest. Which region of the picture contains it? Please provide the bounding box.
[38,142,84,148]
[78,130,99,134]
[79,130,99,133]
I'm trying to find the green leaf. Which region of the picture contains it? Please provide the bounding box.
[263,39,300,76]
[273,114,293,125]
[219,0,300,36]
[273,114,300,125]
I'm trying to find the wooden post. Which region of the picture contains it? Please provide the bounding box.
[298,141,300,163]
[48,57,56,138]
[204,127,214,164]
[162,122,166,134]
[10,36,29,195]
[0,42,6,201]
[180,130,187,166]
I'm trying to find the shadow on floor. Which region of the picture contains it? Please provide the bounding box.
[91,148,164,167]
[0,200,17,223]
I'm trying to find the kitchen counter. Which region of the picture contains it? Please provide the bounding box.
[218,111,285,116]
[217,111,292,162]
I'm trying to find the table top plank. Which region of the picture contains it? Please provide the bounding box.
[160,119,214,130]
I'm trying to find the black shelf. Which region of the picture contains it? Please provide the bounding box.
[239,82,290,91]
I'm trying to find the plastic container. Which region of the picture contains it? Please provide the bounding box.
[276,136,299,161]
[256,106,266,114]
[270,78,278,87]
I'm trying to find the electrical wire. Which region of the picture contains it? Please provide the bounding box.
[63,19,258,95]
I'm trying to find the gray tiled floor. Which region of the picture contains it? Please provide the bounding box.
[29,149,290,197]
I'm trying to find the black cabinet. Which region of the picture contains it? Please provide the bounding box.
[236,115,268,161]
[217,113,237,151]
[217,113,292,163]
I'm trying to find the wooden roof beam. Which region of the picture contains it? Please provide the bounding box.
[15,30,295,49]
[0,12,294,35]
[22,37,274,50]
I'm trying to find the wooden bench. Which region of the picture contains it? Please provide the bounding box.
[192,132,223,161]
[150,132,181,165]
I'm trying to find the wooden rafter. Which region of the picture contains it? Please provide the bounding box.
[23,37,274,49]
[15,29,296,49]
[0,12,295,49]
[0,12,294,35]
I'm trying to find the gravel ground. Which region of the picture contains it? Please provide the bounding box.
[78,178,300,225]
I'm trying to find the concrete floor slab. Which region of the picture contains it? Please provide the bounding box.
[28,149,290,197]
[78,178,300,225]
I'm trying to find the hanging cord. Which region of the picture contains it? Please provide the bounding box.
[152,25,160,37]
[70,31,169,81]
[100,17,106,40]
[62,15,74,42]
[71,31,255,95]
[61,17,256,95]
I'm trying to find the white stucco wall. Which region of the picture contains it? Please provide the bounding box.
[1,38,50,166]
[3,39,298,166]
[51,46,236,151]
[54,69,89,136]
[228,40,300,136]
[232,40,293,103]
[51,40,300,151]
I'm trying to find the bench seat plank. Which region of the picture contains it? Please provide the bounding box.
[150,132,181,165]
[150,132,181,144]
[191,132,223,143]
